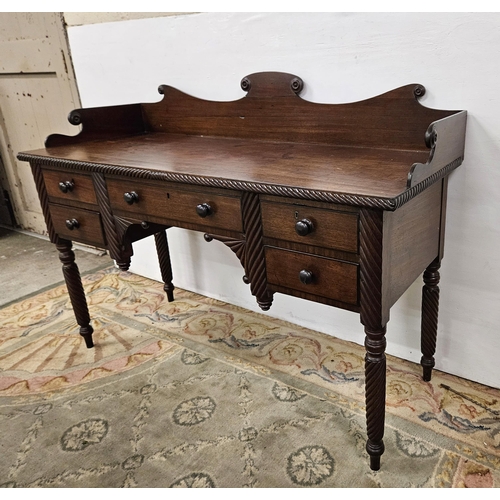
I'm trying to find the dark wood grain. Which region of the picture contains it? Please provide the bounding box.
[262,236,359,263]
[49,203,106,247]
[145,73,455,151]
[42,168,97,205]
[45,103,145,147]
[383,181,442,309]
[261,200,358,253]
[21,72,466,211]
[25,134,430,200]
[265,247,358,305]
[114,213,243,241]
[407,110,467,188]
[105,176,243,232]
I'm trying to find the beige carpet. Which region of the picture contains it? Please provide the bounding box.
[0,267,499,487]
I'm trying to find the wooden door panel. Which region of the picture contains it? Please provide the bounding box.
[0,13,80,232]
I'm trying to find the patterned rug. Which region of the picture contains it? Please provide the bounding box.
[0,267,499,488]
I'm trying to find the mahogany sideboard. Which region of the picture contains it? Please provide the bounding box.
[18,72,467,471]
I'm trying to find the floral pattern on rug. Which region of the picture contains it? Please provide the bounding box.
[1,266,499,487]
[1,342,496,488]
[81,270,500,458]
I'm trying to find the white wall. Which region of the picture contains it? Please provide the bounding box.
[66,12,500,389]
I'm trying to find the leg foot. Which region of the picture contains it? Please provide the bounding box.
[368,451,382,472]
[117,259,131,271]
[257,292,273,311]
[154,230,175,302]
[80,325,94,348]
[421,360,434,383]
[56,240,94,349]
[420,258,440,381]
[164,286,174,303]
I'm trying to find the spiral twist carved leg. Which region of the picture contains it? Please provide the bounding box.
[241,192,273,310]
[359,209,387,470]
[364,326,387,471]
[421,258,441,381]
[154,230,175,302]
[56,240,94,348]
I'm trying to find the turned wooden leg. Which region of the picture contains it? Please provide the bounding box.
[154,230,175,302]
[364,325,387,471]
[56,240,94,348]
[359,208,387,470]
[421,258,441,382]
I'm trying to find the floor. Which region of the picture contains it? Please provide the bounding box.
[0,226,109,308]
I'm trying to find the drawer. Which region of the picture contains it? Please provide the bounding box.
[106,177,243,232]
[265,247,358,305]
[42,169,97,205]
[261,200,358,253]
[49,203,106,247]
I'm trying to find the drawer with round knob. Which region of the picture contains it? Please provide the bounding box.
[105,177,243,231]
[49,203,106,247]
[42,169,97,205]
[265,247,358,305]
[260,200,358,253]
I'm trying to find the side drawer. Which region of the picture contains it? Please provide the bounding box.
[42,169,97,205]
[49,203,106,247]
[106,177,243,232]
[265,247,358,305]
[261,200,358,253]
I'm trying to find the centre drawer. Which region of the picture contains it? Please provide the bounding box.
[261,200,358,253]
[49,203,106,247]
[265,247,358,305]
[106,177,243,232]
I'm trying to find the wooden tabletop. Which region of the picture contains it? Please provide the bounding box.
[26,133,430,200]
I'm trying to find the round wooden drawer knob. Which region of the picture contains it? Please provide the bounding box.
[196,203,212,218]
[299,269,314,285]
[65,218,80,230]
[58,180,74,193]
[123,191,139,204]
[295,218,314,236]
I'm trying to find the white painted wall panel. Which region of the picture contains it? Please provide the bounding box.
[66,12,500,388]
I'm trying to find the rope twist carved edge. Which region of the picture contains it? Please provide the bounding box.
[19,154,463,211]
